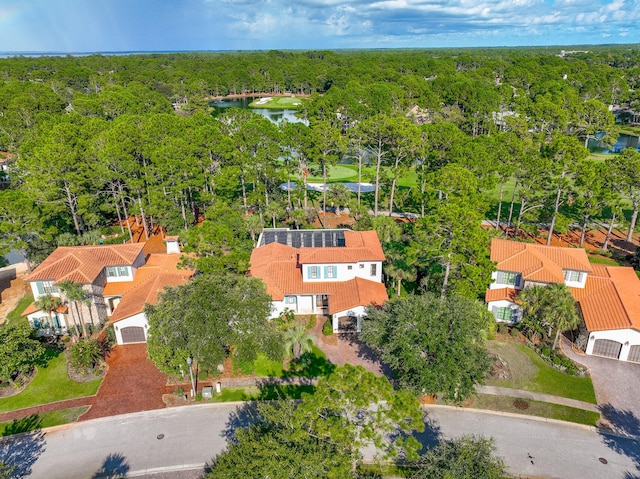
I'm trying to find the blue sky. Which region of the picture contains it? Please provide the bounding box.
[0,0,638,53]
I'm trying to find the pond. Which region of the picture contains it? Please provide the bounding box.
[209,96,308,125]
[589,133,640,153]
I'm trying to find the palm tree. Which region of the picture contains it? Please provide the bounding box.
[543,283,581,350]
[327,183,351,217]
[58,280,89,337]
[34,295,63,332]
[283,325,314,360]
[518,283,580,349]
[385,259,417,297]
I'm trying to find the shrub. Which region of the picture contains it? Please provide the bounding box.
[69,338,103,371]
[322,318,333,336]
[540,346,551,358]
[174,387,184,397]
[497,323,509,335]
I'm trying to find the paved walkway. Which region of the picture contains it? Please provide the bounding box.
[310,315,392,377]
[476,385,599,412]
[79,344,171,421]
[0,397,93,423]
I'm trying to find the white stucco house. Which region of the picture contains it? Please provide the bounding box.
[485,238,640,362]
[23,238,193,344]
[249,228,388,332]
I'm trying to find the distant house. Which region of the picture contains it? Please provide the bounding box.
[0,152,14,188]
[486,238,640,362]
[23,238,194,344]
[249,228,388,332]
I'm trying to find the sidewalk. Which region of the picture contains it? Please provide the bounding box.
[475,385,599,412]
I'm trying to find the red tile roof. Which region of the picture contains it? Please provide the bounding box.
[249,230,388,313]
[485,288,520,304]
[22,301,69,317]
[109,254,195,322]
[25,243,146,284]
[572,266,640,332]
[491,238,591,283]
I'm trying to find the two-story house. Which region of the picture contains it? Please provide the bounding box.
[486,238,592,323]
[23,238,194,344]
[486,238,640,362]
[249,228,388,333]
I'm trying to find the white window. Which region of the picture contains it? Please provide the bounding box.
[36,281,59,295]
[359,264,365,269]
[564,270,582,282]
[326,266,337,279]
[309,266,320,279]
[496,307,513,321]
[106,266,130,278]
[348,265,353,270]
[497,271,519,286]
[370,264,377,276]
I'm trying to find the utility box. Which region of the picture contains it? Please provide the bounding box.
[202,386,213,399]
[216,382,222,394]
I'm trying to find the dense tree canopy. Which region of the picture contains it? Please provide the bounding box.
[146,274,281,375]
[361,294,492,401]
[207,365,424,478]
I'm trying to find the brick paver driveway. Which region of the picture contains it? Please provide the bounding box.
[80,344,171,421]
[562,340,640,437]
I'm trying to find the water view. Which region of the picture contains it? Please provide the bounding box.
[588,133,640,153]
[209,96,308,125]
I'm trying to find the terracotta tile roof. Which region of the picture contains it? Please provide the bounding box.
[297,230,386,264]
[22,301,69,317]
[491,238,591,283]
[573,266,640,332]
[109,254,195,322]
[249,230,388,312]
[25,243,146,284]
[485,288,520,304]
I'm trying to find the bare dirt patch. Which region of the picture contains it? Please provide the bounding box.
[0,264,31,325]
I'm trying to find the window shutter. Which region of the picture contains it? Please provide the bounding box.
[324,266,328,278]
[36,282,44,295]
[496,271,503,283]
[307,266,311,279]
[515,274,522,287]
[491,306,498,316]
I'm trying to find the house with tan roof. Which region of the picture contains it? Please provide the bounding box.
[249,228,388,332]
[23,238,194,345]
[486,238,640,362]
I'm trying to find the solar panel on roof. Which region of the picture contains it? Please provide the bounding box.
[259,229,348,248]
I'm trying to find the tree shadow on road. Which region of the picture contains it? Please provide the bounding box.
[220,401,259,443]
[411,411,442,452]
[90,452,129,479]
[598,403,640,478]
[0,414,46,478]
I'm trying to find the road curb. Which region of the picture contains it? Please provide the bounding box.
[422,404,598,432]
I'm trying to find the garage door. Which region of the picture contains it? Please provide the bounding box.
[592,339,622,359]
[121,326,146,344]
[627,345,640,363]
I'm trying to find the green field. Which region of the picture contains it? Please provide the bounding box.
[249,96,308,109]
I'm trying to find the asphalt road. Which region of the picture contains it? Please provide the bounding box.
[2,404,638,479]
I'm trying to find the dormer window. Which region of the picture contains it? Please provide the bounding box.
[497,271,520,286]
[106,266,130,278]
[564,270,583,282]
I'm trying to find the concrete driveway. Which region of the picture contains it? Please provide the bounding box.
[562,340,640,437]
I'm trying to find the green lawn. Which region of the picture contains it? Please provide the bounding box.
[471,394,600,426]
[249,96,308,109]
[486,340,597,404]
[588,255,622,266]
[234,345,334,379]
[0,407,88,436]
[206,384,316,403]
[4,293,33,328]
[0,350,101,413]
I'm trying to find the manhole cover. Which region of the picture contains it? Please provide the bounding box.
[598,457,608,464]
[157,434,165,440]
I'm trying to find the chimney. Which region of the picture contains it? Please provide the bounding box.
[164,235,181,254]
